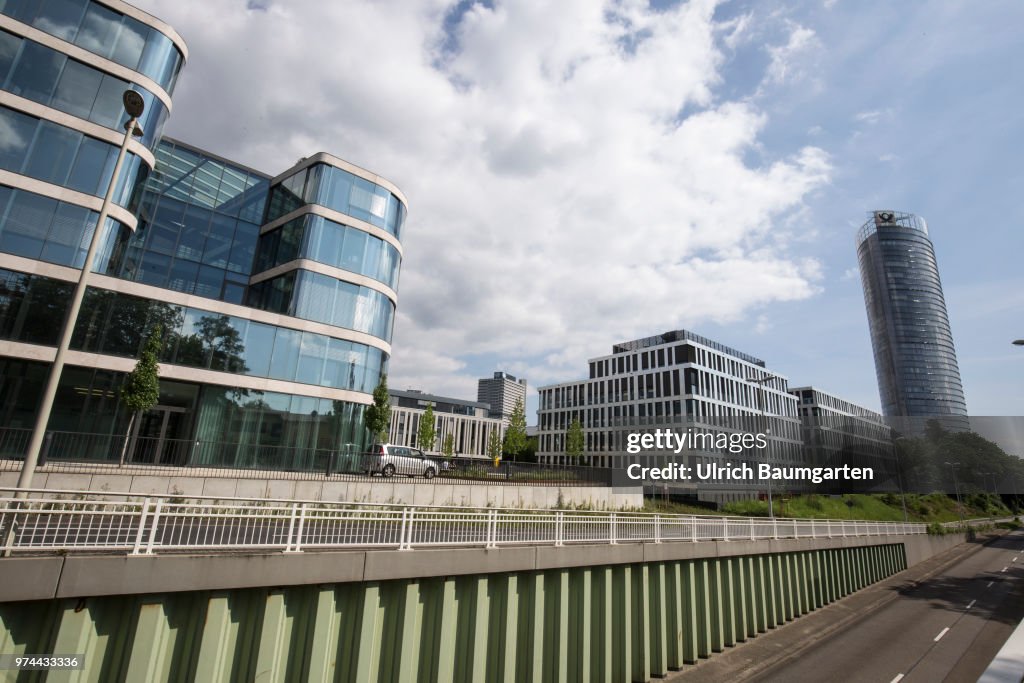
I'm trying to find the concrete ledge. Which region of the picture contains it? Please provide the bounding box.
[363,546,538,581]
[0,533,967,602]
[0,557,64,601]
[55,551,367,598]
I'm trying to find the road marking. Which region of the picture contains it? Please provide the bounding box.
[967,599,976,609]
[890,675,904,683]
[934,627,950,642]
[988,581,994,587]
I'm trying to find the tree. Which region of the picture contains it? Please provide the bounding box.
[363,374,391,444]
[503,398,528,461]
[566,417,585,462]
[487,428,503,463]
[442,432,455,459]
[119,325,163,465]
[418,402,437,452]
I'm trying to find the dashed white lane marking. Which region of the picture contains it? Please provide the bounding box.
[890,674,905,683]
[934,627,950,642]
[988,581,995,587]
[967,599,976,609]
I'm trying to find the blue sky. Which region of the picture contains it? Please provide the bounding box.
[138,0,1024,421]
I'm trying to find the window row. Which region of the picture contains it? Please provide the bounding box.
[254,213,401,289]
[0,29,167,148]
[0,105,147,206]
[0,184,122,269]
[68,286,389,394]
[1,0,184,93]
[247,270,395,342]
[266,163,406,239]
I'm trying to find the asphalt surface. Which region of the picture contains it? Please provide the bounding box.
[672,530,1024,683]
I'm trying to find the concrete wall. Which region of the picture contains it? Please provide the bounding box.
[0,470,644,510]
[0,542,909,683]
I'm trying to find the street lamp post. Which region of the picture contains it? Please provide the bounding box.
[746,373,777,519]
[14,90,144,495]
[1013,340,1024,346]
[945,461,965,528]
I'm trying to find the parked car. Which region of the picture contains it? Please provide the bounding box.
[362,444,440,479]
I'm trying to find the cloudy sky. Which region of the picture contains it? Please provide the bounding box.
[136,0,1024,420]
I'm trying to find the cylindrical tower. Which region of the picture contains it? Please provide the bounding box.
[856,210,968,422]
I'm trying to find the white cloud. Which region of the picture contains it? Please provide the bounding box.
[136,0,832,398]
[764,23,822,87]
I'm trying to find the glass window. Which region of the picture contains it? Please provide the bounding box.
[0,30,22,82]
[332,280,359,329]
[136,250,170,287]
[269,327,301,380]
[51,58,102,120]
[147,198,185,255]
[295,271,335,325]
[32,0,88,42]
[167,258,198,293]
[176,204,211,261]
[40,201,92,265]
[339,228,366,273]
[24,121,79,186]
[90,74,127,128]
[67,135,115,195]
[202,213,235,268]
[0,107,36,171]
[111,15,146,69]
[75,3,121,59]
[193,264,223,300]
[362,236,381,279]
[227,223,257,273]
[296,332,326,385]
[0,190,55,259]
[8,41,64,103]
[241,320,275,377]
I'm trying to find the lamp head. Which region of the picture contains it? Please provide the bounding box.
[122,90,145,118]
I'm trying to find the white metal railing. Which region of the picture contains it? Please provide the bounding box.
[0,488,929,556]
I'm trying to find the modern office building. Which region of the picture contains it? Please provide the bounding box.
[856,210,968,427]
[536,330,803,503]
[477,370,526,424]
[388,389,503,457]
[0,1,406,471]
[788,386,895,489]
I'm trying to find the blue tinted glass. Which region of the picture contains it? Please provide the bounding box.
[167,258,198,293]
[147,198,185,255]
[332,280,358,329]
[194,265,223,299]
[269,327,301,380]
[222,274,247,305]
[25,121,79,186]
[340,228,366,273]
[362,236,381,279]
[75,3,120,59]
[237,178,268,223]
[0,107,35,170]
[137,250,170,286]
[8,41,64,102]
[295,271,335,324]
[202,213,235,268]
[177,204,211,261]
[67,136,114,195]
[0,30,21,82]
[242,320,274,376]
[137,31,181,93]
[111,15,146,69]
[0,190,55,259]
[90,73,126,128]
[296,332,327,385]
[227,222,257,273]
[51,58,101,119]
[33,0,88,41]
[40,201,92,265]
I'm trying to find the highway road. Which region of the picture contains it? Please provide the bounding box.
[750,530,1024,683]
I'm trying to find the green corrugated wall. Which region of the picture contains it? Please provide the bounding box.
[0,544,906,683]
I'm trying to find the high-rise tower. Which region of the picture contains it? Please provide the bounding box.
[856,210,968,423]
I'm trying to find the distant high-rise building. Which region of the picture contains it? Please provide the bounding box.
[477,371,527,424]
[856,210,968,424]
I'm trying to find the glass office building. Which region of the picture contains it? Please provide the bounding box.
[856,210,968,424]
[0,1,406,470]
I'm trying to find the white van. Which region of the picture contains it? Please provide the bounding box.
[363,444,440,479]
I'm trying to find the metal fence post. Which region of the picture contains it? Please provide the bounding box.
[144,499,163,554]
[132,498,150,555]
[749,517,755,541]
[293,503,307,553]
[772,517,778,540]
[722,517,729,542]
[285,502,299,552]
[691,515,697,543]
[398,507,409,550]
[811,518,816,539]
[487,509,497,549]
[654,515,661,544]
[556,511,564,547]
[610,513,617,545]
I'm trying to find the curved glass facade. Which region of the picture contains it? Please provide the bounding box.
[0,105,148,208]
[856,211,968,419]
[254,213,401,289]
[0,0,184,94]
[0,185,124,269]
[247,269,395,342]
[266,162,406,239]
[0,29,169,148]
